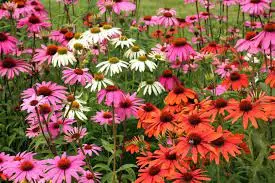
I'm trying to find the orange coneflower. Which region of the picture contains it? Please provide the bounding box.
[151,145,185,173]
[225,98,268,129]
[205,98,235,122]
[265,67,275,88]
[183,97,212,113]
[137,103,160,128]
[222,71,249,90]
[167,166,211,183]
[201,41,222,54]
[163,103,185,114]
[151,29,164,39]
[268,145,275,160]
[178,110,212,133]
[209,126,244,164]
[137,151,156,168]
[166,27,178,35]
[135,165,167,183]
[258,95,275,119]
[165,84,197,105]
[162,34,174,44]
[218,43,238,55]
[232,57,252,72]
[142,110,177,137]
[125,136,150,154]
[174,129,222,163]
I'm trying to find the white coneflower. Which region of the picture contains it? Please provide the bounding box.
[52,47,76,67]
[67,33,89,54]
[82,27,107,44]
[148,51,166,61]
[129,55,157,72]
[137,80,165,96]
[100,24,121,38]
[86,73,114,92]
[243,53,260,64]
[111,35,136,49]
[64,93,90,121]
[96,57,128,76]
[124,45,146,59]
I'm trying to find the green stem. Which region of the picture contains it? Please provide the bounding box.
[112,104,117,183]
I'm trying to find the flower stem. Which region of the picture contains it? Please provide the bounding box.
[77,141,94,172]
[35,107,57,156]
[195,0,204,48]
[112,104,117,183]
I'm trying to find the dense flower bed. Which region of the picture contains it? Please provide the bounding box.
[0,0,274,182]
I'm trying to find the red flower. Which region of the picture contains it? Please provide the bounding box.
[135,165,167,183]
[225,98,268,129]
[222,71,249,90]
[209,126,244,164]
[174,129,222,163]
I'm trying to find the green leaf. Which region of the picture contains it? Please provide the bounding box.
[94,163,111,172]
[116,164,137,173]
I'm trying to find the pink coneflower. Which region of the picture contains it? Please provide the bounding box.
[21,94,46,113]
[17,13,51,33]
[251,22,275,53]
[0,57,31,79]
[78,144,102,156]
[185,15,199,23]
[244,21,262,29]
[223,0,237,6]
[31,5,48,17]
[21,81,67,105]
[166,38,196,62]
[209,84,227,96]
[176,18,190,28]
[199,12,211,20]
[184,0,197,4]
[3,157,44,183]
[158,10,179,28]
[13,1,32,19]
[26,125,41,138]
[49,28,70,44]
[27,0,44,7]
[79,170,102,183]
[158,69,179,91]
[157,8,177,16]
[44,153,85,183]
[151,43,168,55]
[241,0,270,15]
[33,44,58,65]
[97,0,136,15]
[0,152,11,169]
[64,126,87,142]
[141,15,159,26]
[97,85,124,107]
[50,113,76,133]
[90,43,107,56]
[47,121,61,138]
[8,152,35,163]
[235,31,259,53]
[91,110,121,125]
[0,32,18,54]
[182,62,199,73]
[115,92,144,120]
[215,62,238,78]
[0,5,9,20]
[62,67,93,86]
